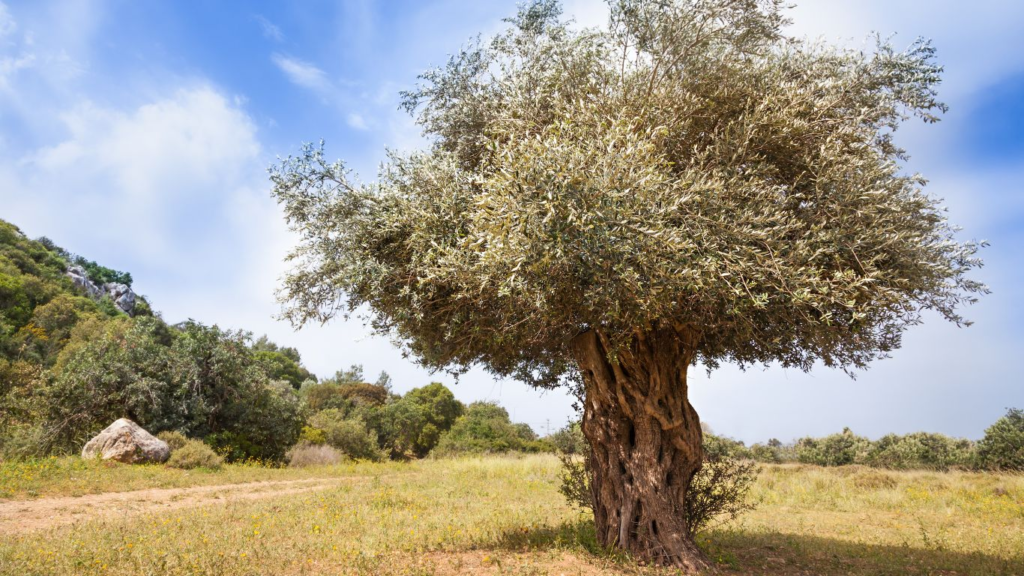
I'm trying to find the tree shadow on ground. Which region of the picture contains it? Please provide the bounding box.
[485,519,1024,576]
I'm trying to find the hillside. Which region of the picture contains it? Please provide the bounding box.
[0,218,314,459]
[0,218,545,463]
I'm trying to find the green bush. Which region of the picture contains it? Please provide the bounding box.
[308,409,384,461]
[433,401,549,456]
[171,324,303,462]
[71,256,132,287]
[0,218,317,463]
[976,408,1024,471]
[795,428,871,466]
[747,442,783,463]
[298,425,326,445]
[157,431,188,452]
[0,424,48,460]
[44,316,176,450]
[166,439,223,470]
[547,422,587,455]
[401,382,464,456]
[299,381,355,414]
[703,433,750,460]
[255,349,316,390]
[865,432,974,470]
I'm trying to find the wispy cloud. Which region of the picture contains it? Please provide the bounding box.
[271,53,330,93]
[346,112,368,131]
[0,53,33,87]
[253,14,283,43]
[0,2,16,38]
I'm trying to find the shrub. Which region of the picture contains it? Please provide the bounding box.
[557,439,757,537]
[976,408,1024,471]
[433,401,549,456]
[166,439,223,470]
[703,433,750,460]
[795,428,871,466]
[298,425,326,445]
[286,442,346,467]
[0,424,49,460]
[45,316,176,450]
[157,431,188,452]
[747,442,782,463]
[309,409,384,461]
[171,323,303,463]
[547,422,587,455]
[300,382,355,414]
[558,450,592,511]
[865,432,974,470]
[683,455,759,536]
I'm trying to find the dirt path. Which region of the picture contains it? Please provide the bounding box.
[0,477,357,534]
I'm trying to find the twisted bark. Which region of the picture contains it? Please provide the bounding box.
[571,327,708,572]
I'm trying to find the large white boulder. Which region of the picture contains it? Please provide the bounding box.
[81,418,170,464]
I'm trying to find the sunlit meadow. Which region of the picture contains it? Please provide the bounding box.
[1,455,1021,575]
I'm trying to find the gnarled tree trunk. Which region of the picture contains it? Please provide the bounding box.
[571,327,708,573]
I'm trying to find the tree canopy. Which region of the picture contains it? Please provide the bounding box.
[272,0,984,388]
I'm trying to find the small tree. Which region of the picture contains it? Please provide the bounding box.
[976,408,1024,471]
[270,0,984,569]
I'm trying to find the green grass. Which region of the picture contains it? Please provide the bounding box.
[0,456,1021,575]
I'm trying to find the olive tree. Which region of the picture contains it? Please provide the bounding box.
[270,0,984,569]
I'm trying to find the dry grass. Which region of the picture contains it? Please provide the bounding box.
[287,443,347,468]
[0,456,1021,575]
[0,455,411,500]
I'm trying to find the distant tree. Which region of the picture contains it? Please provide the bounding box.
[405,383,463,433]
[271,0,984,568]
[434,401,547,456]
[252,335,303,364]
[330,365,365,385]
[300,382,354,414]
[71,256,132,287]
[45,317,176,449]
[254,349,316,389]
[976,408,1024,471]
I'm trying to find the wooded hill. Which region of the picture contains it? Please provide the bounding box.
[0,218,546,462]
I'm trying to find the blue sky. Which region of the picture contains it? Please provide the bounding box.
[1,0,1022,442]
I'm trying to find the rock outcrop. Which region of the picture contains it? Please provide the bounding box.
[65,265,137,315]
[81,418,170,464]
[104,282,136,314]
[66,265,103,299]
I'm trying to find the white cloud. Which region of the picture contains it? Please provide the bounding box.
[346,112,368,131]
[272,53,331,93]
[254,14,283,42]
[0,2,16,38]
[0,52,33,86]
[7,86,261,264]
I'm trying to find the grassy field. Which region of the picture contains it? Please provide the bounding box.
[0,455,412,500]
[0,455,1021,575]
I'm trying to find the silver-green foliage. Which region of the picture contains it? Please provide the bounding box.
[271,0,985,387]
